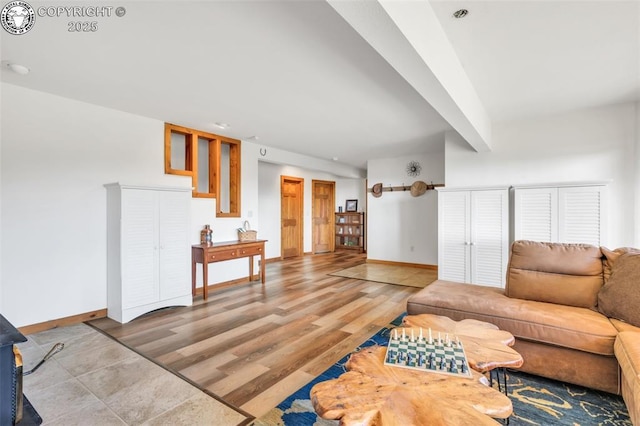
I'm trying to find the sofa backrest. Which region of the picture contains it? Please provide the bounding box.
[505,240,604,308]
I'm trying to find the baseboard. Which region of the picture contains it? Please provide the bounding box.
[18,309,108,335]
[366,258,438,271]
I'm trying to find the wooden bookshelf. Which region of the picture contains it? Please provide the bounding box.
[335,212,365,253]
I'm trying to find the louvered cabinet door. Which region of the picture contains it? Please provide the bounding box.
[158,190,191,300]
[437,191,471,283]
[120,189,160,309]
[558,186,606,246]
[470,190,509,287]
[438,188,509,287]
[513,187,558,243]
[105,183,192,323]
[513,184,606,247]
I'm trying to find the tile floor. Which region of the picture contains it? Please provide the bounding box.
[19,323,249,425]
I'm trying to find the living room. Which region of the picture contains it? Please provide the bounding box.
[1,0,639,424]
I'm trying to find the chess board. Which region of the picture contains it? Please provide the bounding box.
[384,328,472,378]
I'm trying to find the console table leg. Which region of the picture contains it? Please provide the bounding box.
[202,263,208,301]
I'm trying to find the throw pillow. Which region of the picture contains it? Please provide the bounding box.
[602,247,640,282]
[598,252,640,326]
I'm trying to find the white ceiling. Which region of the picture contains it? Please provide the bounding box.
[1,1,638,171]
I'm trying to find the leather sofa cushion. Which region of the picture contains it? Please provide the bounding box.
[611,318,640,333]
[616,332,640,382]
[615,331,640,424]
[407,280,617,356]
[506,240,604,308]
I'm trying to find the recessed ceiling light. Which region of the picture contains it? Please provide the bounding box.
[332,157,339,161]
[453,9,469,19]
[246,135,260,141]
[213,122,230,130]
[2,61,29,75]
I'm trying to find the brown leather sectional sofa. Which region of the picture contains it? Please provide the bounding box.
[406,240,640,424]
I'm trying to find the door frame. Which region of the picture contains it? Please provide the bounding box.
[280,175,304,259]
[311,179,336,254]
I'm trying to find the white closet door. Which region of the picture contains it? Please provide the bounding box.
[514,187,558,243]
[471,190,509,287]
[438,191,471,283]
[559,186,606,246]
[121,189,160,309]
[158,190,191,299]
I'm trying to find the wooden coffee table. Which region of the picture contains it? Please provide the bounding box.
[311,314,523,425]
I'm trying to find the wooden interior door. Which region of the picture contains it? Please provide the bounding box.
[312,180,335,253]
[281,176,304,259]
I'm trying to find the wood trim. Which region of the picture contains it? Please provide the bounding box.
[193,192,216,198]
[217,137,241,218]
[18,309,108,335]
[366,258,438,270]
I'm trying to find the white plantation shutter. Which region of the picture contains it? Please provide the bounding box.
[438,188,509,288]
[514,187,557,243]
[559,186,605,246]
[438,191,470,283]
[513,184,607,246]
[471,190,509,287]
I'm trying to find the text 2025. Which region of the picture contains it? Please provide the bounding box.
[68,21,98,32]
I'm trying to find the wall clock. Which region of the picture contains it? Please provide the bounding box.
[406,161,421,177]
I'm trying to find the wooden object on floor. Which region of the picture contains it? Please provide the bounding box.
[335,212,365,253]
[311,345,513,425]
[191,240,267,300]
[402,314,523,373]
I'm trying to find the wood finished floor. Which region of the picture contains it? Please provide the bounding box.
[90,252,422,421]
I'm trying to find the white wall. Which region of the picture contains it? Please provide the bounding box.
[1,83,260,327]
[367,149,444,265]
[257,160,365,258]
[445,103,638,248]
[635,102,640,246]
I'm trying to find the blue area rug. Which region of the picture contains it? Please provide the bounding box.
[255,315,631,426]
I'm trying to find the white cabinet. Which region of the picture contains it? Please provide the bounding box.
[437,188,509,288]
[105,183,192,323]
[513,184,607,246]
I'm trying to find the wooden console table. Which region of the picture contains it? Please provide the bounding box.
[191,240,267,300]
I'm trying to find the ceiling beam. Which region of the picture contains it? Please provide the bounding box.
[328,0,492,152]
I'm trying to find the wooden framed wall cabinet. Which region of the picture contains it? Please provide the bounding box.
[335,212,365,253]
